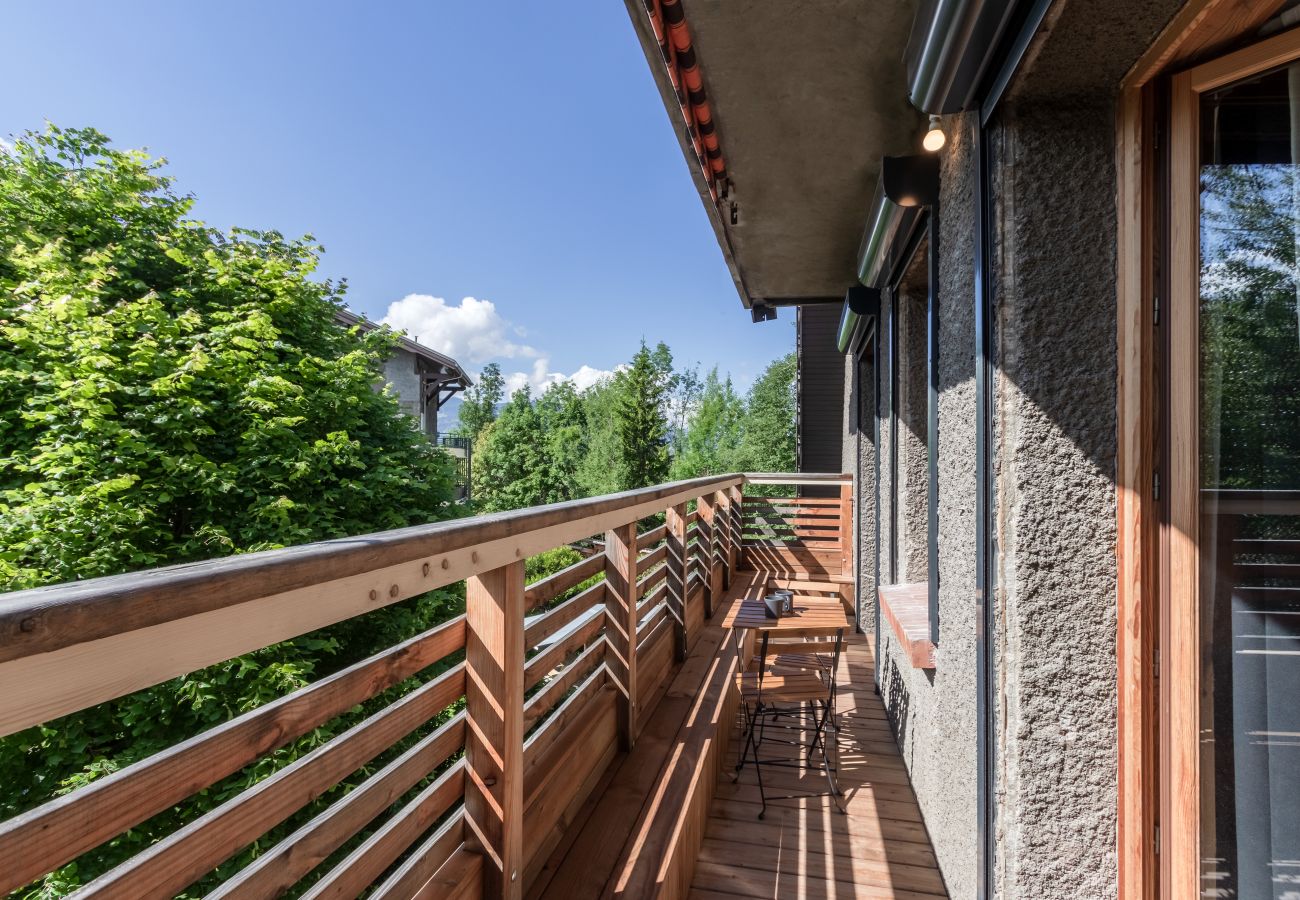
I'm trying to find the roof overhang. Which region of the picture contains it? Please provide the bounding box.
[626,0,925,310]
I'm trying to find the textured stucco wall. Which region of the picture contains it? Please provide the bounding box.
[990,102,1124,900]
[897,271,931,583]
[987,0,1184,896]
[874,112,981,900]
[382,349,423,424]
[843,346,880,632]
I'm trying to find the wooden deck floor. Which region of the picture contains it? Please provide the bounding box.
[690,634,949,899]
[528,572,947,900]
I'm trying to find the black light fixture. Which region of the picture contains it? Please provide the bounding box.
[750,304,777,323]
[882,154,940,208]
[846,285,880,318]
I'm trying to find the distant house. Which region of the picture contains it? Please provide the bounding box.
[334,308,470,438]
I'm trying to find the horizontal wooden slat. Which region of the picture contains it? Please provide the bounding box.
[413,847,482,900]
[639,581,668,619]
[524,638,608,728]
[524,676,613,792]
[0,476,743,737]
[208,713,467,899]
[742,472,850,486]
[0,615,466,898]
[300,761,467,900]
[79,663,467,899]
[636,544,667,577]
[745,538,842,550]
[524,554,604,612]
[743,496,843,507]
[525,581,606,650]
[368,813,465,900]
[524,610,605,692]
[636,524,667,551]
[637,564,667,601]
[637,601,669,640]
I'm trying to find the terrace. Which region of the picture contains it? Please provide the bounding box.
[0,473,945,899]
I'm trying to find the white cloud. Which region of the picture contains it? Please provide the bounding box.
[380,294,537,364]
[381,293,620,398]
[502,358,621,397]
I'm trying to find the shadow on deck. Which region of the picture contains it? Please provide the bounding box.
[531,572,948,900]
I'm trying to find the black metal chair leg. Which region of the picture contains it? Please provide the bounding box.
[734,700,757,778]
[753,702,768,819]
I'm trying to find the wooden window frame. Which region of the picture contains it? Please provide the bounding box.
[1117,4,1295,898]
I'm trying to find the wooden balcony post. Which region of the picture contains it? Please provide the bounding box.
[665,503,689,662]
[464,561,526,900]
[840,478,854,576]
[728,484,743,576]
[713,489,732,590]
[605,521,638,750]
[696,494,718,618]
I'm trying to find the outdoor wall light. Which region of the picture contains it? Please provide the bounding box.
[922,115,946,152]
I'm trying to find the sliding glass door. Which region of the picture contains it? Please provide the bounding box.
[1169,31,1300,899]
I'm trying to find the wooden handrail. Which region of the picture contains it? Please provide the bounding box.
[0,474,742,664]
[0,473,742,738]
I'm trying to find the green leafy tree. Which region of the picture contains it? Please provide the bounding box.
[671,368,743,479]
[575,375,625,496]
[615,341,671,489]
[736,352,796,480]
[0,126,464,895]
[471,387,568,511]
[536,380,587,502]
[454,361,503,443]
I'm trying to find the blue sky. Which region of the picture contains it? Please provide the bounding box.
[2,0,794,395]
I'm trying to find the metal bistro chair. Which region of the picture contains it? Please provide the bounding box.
[731,620,844,819]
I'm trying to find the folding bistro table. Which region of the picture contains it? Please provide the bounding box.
[724,591,846,817]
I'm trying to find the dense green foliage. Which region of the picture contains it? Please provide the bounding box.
[616,341,672,490]
[0,126,466,896]
[472,350,797,512]
[452,360,503,444]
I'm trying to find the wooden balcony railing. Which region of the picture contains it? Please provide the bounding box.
[0,472,851,899]
[740,472,854,581]
[0,475,733,898]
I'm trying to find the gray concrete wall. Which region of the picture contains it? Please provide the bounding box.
[986,1,1184,896]
[868,112,982,900]
[380,348,432,434]
[988,96,1121,900]
[897,272,931,584]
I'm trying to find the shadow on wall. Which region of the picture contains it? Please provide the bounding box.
[881,650,912,749]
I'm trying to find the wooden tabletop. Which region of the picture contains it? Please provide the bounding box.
[723,594,847,636]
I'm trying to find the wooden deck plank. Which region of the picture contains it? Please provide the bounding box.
[690,635,949,898]
[699,836,947,894]
[536,581,949,900]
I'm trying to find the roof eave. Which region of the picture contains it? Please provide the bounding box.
[623,0,754,309]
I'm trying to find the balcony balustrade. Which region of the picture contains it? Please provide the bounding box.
[0,472,943,899]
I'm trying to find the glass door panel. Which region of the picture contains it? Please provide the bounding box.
[1198,60,1300,900]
